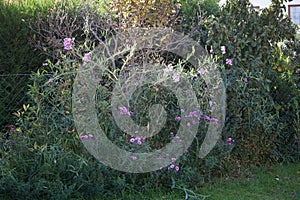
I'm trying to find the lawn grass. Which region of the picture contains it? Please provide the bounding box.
[102,163,300,200]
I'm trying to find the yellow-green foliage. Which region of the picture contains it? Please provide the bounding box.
[110,0,180,28]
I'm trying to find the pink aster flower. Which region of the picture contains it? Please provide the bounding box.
[175,166,180,171]
[130,138,135,143]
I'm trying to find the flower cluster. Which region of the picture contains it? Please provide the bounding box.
[130,155,137,160]
[174,109,219,124]
[80,134,94,140]
[213,45,233,66]
[129,136,145,145]
[63,37,75,51]
[226,137,235,146]
[167,157,180,171]
[119,106,133,116]
[226,58,233,66]
[172,73,180,82]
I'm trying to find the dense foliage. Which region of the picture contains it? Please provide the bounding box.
[206,0,299,166]
[0,0,299,199]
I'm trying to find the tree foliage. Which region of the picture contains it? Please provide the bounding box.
[109,0,181,29]
[207,0,296,70]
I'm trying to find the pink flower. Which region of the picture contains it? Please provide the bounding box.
[170,132,174,136]
[119,106,133,116]
[243,78,249,83]
[199,69,208,75]
[221,46,226,54]
[137,140,142,145]
[211,118,218,124]
[63,37,74,51]
[209,101,213,107]
[83,52,91,62]
[163,64,173,77]
[80,134,94,140]
[213,85,219,90]
[88,134,94,138]
[175,116,181,121]
[172,73,180,82]
[130,138,135,143]
[80,134,89,140]
[171,158,176,162]
[226,58,233,66]
[226,137,235,145]
[170,164,175,169]
[204,115,211,121]
[187,122,191,127]
[130,156,137,160]
[175,166,180,171]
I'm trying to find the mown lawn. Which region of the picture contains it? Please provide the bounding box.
[102,163,300,200]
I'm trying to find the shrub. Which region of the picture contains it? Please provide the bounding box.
[0,0,54,131]
[0,1,229,198]
[2,0,299,199]
[206,0,299,167]
[268,41,300,162]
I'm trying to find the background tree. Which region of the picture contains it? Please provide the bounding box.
[109,0,181,29]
